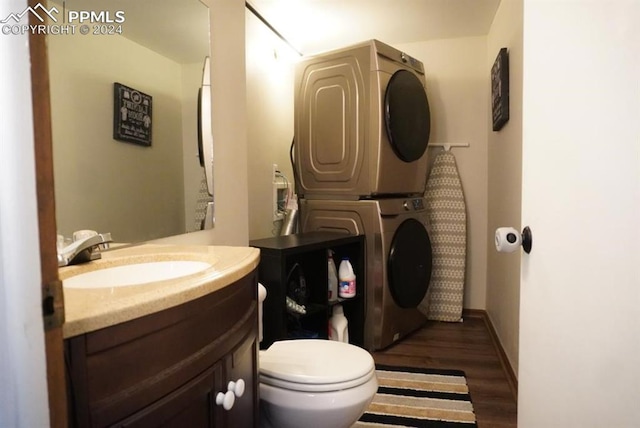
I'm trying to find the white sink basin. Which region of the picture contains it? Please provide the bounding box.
[63,261,212,289]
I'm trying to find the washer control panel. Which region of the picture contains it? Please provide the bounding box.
[402,198,425,211]
[378,197,427,215]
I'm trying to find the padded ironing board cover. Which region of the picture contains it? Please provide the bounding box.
[193,172,213,231]
[419,151,467,322]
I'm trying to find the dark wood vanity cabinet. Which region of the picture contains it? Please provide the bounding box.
[65,270,259,428]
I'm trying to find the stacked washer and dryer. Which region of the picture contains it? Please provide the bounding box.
[294,40,434,351]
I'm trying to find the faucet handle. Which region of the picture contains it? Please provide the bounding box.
[98,232,112,250]
[72,229,98,242]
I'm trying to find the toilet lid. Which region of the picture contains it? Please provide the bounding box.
[260,340,375,392]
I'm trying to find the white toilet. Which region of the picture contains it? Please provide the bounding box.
[258,285,378,428]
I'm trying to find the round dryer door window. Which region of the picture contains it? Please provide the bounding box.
[384,70,431,162]
[388,218,432,308]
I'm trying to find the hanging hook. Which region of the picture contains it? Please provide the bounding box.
[429,142,470,151]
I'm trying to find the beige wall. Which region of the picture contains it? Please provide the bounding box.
[245,10,297,240]
[49,30,186,243]
[205,0,249,245]
[486,0,524,375]
[397,37,489,310]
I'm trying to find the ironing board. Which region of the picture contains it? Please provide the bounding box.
[194,173,213,231]
[419,150,467,322]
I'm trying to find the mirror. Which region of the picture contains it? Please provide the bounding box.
[49,0,210,243]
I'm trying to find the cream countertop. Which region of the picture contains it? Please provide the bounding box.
[59,244,260,338]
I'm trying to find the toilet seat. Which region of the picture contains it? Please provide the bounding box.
[260,339,375,393]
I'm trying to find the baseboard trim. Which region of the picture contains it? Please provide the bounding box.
[463,309,518,401]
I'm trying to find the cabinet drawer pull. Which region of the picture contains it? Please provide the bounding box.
[228,379,245,397]
[215,390,235,410]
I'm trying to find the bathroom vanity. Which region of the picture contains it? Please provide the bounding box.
[60,245,260,427]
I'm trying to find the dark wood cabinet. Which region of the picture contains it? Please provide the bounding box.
[114,365,222,427]
[65,270,259,428]
[250,232,365,349]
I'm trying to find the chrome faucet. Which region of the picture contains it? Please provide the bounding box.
[57,232,113,267]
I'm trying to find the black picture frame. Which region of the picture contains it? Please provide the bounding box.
[113,82,153,146]
[491,48,509,132]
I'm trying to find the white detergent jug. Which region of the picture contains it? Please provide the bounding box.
[328,304,349,343]
[338,257,356,299]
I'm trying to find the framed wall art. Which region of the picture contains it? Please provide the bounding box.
[113,82,153,146]
[491,48,509,132]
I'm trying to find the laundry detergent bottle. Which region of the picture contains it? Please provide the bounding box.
[327,250,339,301]
[328,304,349,343]
[338,257,356,299]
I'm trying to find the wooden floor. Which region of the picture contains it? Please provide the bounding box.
[370,314,518,428]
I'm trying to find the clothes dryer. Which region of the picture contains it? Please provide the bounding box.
[300,197,433,350]
[294,40,431,199]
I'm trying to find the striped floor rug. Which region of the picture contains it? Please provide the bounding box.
[353,365,477,427]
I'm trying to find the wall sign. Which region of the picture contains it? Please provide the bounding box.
[491,48,509,132]
[113,82,153,146]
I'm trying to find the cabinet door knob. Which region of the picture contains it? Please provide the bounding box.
[215,390,235,410]
[228,379,245,397]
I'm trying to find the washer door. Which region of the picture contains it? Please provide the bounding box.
[384,70,431,162]
[388,218,433,308]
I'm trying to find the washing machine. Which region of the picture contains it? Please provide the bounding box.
[300,197,433,350]
[294,39,431,199]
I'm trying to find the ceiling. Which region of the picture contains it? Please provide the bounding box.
[60,0,210,64]
[58,0,501,62]
[248,0,502,55]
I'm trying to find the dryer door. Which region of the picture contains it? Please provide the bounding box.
[384,70,431,162]
[387,218,432,308]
